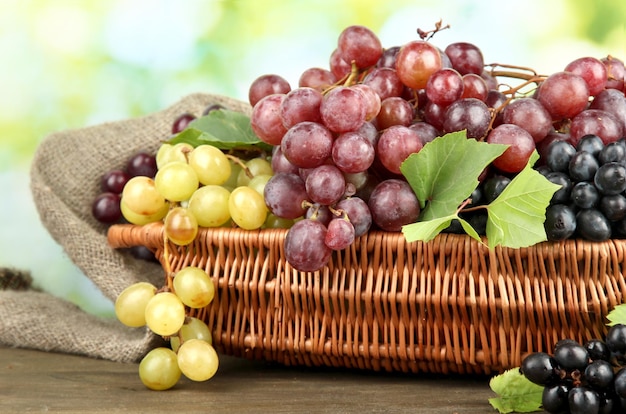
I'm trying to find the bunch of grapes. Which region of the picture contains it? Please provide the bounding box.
[247,23,625,270]
[520,324,626,413]
[115,266,218,390]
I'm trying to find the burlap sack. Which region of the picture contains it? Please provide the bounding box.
[0,93,252,362]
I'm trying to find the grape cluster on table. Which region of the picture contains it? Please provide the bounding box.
[521,324,626,414]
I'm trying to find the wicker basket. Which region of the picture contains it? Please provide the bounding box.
[107,222,626,375]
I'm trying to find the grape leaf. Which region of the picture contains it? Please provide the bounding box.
[488,368,543,413]
[402,215,483,244]
[168,109,273,152]
[399,131,508,220]
[607,303,626,326]
[485,151,561,249]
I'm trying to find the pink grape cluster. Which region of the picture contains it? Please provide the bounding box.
[248,24,625,272]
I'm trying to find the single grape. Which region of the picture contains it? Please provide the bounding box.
[264,172,309,219]
[425,68,464,106]
[537,71,590,120]
[606,324,626,357]
[444,42,484,75]
[271,146,299,175]
[460,73,488,101]
[298,67,337,92]
[156,142,193,169]
[544,204,577,241]
[422,101,446,131]
[594,162,626,195]
[281,121,334,168]
[188,185,231,228]
[376,125,423,175]
[171,112,196,134]
[542,384,571,414]
[570,181,599,209]
[325,216,355,250]
[501,98,553,143]
[545,140,577,172]
[576,134,605,157]
[569,151,600,182]
[331,131,375,174]
[248,74,291,107]
[601,55,625,91]
[576,208,611,241]
[173,266,215,309]
[615,367,626,398]
[279,87,323,129]
[545,172,573,204]
[564,56,608,96]
[519,352,559,386]
[486,124,535,173]
[376,45,400,68]
[320,86,366,133]
[362,67,404,100]
[154,161,199,202]
[599,194,626,221]
[395,40,442,90]
[250,93,288,146]
[121,176,168,216]
[408,121,440,146]
[170,317,213,353]
[120,198,168,226]
[584,339,611,362]
[177,339,219,382]
[335,197,372,237]
[126,151,157,178]
[92,192,122,223]
[115,282,157,328]
[305,164,346,206]
[568,386,600,414]
[442,98,491,139]
[352,83,381,122]
[589,88,626,133]
[144,292,186,337]
[598,142,626,165]
[305,204,333,227]
[164,207,198,246]
[368,179,420,232]
[329,47,351,80]
[188,144,231,186]
[284,218,332,272]
[570,109,624,146]
[585,359,614,390]
[247,174,272,196]
[482,175,511,203]
[229,186,268,230]
[376,96,414,129]
[236,157,273,187]
[139,347,181,391]
[101,169,130,194]
[336,25,383,69]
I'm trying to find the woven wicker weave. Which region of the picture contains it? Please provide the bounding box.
[108,222,626,375]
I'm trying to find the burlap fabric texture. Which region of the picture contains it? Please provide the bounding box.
[0,93,252,362]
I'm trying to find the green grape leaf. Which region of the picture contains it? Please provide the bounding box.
[402,215,483,244]
[607,304,626,326]
[485,151,561,249]
[400,131,508,220]
[168,109,273,152]
[488,368,544,414]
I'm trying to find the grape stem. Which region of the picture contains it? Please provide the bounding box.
[225,154,254,179]
[417,19,450,41]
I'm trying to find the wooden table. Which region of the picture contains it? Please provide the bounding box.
[0,346,535,413]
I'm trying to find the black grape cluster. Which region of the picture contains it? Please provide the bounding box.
[538,134,626,242]
[520,324,626,414]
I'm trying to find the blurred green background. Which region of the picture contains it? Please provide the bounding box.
[1,0,623,317]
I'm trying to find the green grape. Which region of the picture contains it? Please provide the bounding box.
[247,174,272,196]
[223,159,243,190]
[115,282,157,327]
[177,339,219,382]
[138,347,181,391]
[154,161,199,202]
[187,185,231,227]
[188,144,231,186]
[170,317,213,353]
[144,292,186,337]
[164,207,198,246]
[120,198,169,225]
[228,186,268,230]
[236,157,273,187]
[121,176,168,216]
[263,213,294,229]
[173,266,215,309]
[156,142,193,169]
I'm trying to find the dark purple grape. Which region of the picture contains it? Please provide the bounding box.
[606,324,626,357]
[171,112,196,134]
[126,152,157,178]
[569,151,599,182]
[577,134,605,156]
[599,194,626,221]
[576,209,612,241]
[553,340,589,371]
[570,181,599,209]
[444,42,484,75]
[568,387,600,414]
[585,359,614,390]
[128,246,158,263]
[615,367,626,398]
[598,141,626,165]
[544,204,577,241]
[92,192,122,223]
[545,172,573,204]
[520,352,559,386]
[594,162,626,195]
[100,169,129,194]
[545,140,577,172]
[542,384,571,414]
[442,98,491,139]
[482,175,511,203]
[201,103,225,116]
[584,339,611,362]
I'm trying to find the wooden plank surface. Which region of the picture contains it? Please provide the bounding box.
[0,346,530,413]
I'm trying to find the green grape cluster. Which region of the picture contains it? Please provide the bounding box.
[115,266,218,390]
